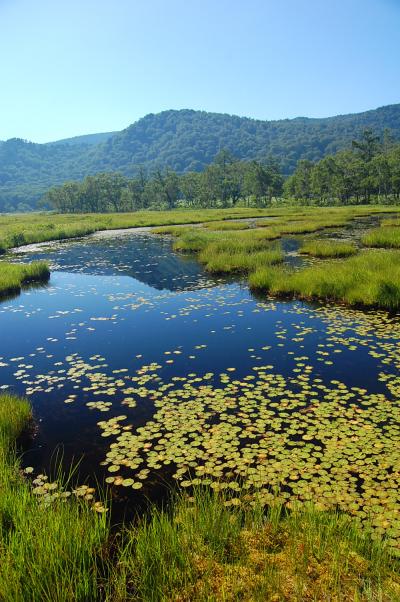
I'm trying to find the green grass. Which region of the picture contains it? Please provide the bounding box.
[249,250,400,310]
[0,394,109,602]
[0,205,399,253]
[0,261,50,298]
[300,239,358,258]
[203,220,250,230]
[199,242,283,274]
[381,217,400,227]
[153,208,400,308]
[114,488,400,602]
[1,395,400,600]
[0,208,286,252]
[168,228,283,273]
[362,226,400,249]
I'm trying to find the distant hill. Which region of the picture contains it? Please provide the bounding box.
[1,104,399,210]
[46,131,116,146]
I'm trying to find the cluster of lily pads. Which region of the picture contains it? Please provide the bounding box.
[48,302,396,549]
[24,468,107,513]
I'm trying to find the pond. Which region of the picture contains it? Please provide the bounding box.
[1,229,400,537]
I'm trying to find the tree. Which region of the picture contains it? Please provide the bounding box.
[352,129,381,163]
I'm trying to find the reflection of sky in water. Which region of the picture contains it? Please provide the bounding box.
[0,231,399,513]
[11,232,212,291]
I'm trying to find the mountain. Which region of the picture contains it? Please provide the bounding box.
[1,104,399,211]
[46,132,116,146]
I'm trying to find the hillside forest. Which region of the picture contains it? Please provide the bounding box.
[1,104,400,211]
[43,131,400,212]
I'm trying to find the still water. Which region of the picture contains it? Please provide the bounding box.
[1,230,399,531]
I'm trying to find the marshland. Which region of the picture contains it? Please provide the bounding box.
[1,205,400,600]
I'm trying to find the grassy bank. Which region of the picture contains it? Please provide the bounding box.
[0,205,399,252]
[0,261,50,298]
[1,394,400,600]
[249,250,400,310]
[0,208,285,251]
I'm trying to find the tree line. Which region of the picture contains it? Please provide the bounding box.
[41,130,400,212]
[41,151,284,213]
[284,130,400,204]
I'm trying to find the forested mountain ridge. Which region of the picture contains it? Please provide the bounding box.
[1,104,400,211]
[46,131,116,146]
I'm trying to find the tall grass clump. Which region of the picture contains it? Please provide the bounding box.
[114,488,400,602]
[362,226,400,248]
[0,261,50,298]
[200,244,283,274]
[249,250,400,310]
[300,240,358,258]
[0,394,109,602]
[203,220,250,230]
[171,228,284,273]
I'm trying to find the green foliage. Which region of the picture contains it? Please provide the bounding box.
[0,394,31,446]
[285,131,400,205]
[41,154,283,213]
[1,104,400,210]
[0,208,286,253]
[0,393,399,600]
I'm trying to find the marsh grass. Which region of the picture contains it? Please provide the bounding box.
[381,217,400,227]
[203,220,250,230]
[0,261,50,298]
[0,394,109,602]
[249,250,400,309]
[199,244,283,274]
[362,226,400,248]
[114,488,400,602]
[300,239,358,258]
[0,208,282,252]
[1,395,399,601]
[156,208,400,307]
[0,205,398,252]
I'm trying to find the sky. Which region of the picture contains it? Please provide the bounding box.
[0,0,399,142]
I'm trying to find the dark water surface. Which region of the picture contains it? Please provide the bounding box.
[1,230,399,524]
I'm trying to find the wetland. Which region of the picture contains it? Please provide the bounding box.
[1,206,400,600]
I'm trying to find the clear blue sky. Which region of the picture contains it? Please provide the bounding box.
[1,0,399,142]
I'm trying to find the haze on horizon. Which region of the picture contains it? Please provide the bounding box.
[1,0,399,143]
